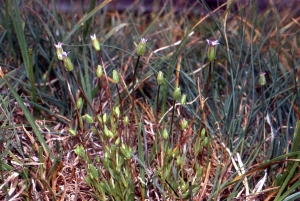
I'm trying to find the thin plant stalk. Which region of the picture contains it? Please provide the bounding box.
[130,55,141,133]
[69,71,96,117]
[156,84,161,131]
[28,48,37,109]
[115,82,124,136]
[170,99,176,147]
[205,61,212,97]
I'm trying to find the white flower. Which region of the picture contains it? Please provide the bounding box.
[54,42,63,49]
[206,39,219,46]
[90,34,97,40]
[90,34,100,51]
[141,38,147,44]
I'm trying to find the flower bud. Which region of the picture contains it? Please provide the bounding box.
[89,164,98,179]
[120,144,132,160]
[76,97,83,109]
[196,164,202,179]
[259,72,266,86]
[157,71,164,85]
[95,155,100,163]
[181,94,186,105]
[162,129,168,140]
[82,114,94,124]
[104,125,114,138]
[112,70,119,84]
[102,113,107,123]
[181,119,188,130]
[173,87,181,101]
[61,52,74,71]
[90,34,100,51]
[54,42,64,60]
[96,65,103,78]
[206,39,219,62]
[176,155,183,166]
[203,136,209,147]
[137,38,147,56]
[115,137,121,145]
[114,106,120,118]
[91,127,97,134]
[124,116,129,125]
[68,128,76,136]
[74,145,85,157]
[200,128,206,140]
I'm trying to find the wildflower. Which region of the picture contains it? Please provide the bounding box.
[90,34,100,51]
[206,39,219,46]
[157,71,164,85]
[259,72,266,86]
[137,38,147,56]
[54,42,64,60]
[60,51,74,71]
[206,39,219,62]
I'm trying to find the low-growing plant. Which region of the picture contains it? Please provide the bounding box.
[1,0,300,200]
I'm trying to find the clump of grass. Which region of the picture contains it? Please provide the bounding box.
[1,0,300,200]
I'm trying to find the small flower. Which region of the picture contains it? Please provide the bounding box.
[259,72,266,86]
[54,42,64,60]
[206,39,219,62]
[90,34,100,51]
[60,51,74,71]
[54,42,63,49]
[206,39,219,46]
[137,38,147,56]
[60,51,69,59]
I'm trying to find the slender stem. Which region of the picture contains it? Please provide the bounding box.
[28,48,37,110]
[130,55,141,133]
[170,99,176,147]
[116,83,123,119]
[205,61,213,97]
[70,71,96,117]
[156,85,161,131]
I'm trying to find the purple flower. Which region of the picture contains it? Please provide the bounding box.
[206,39,219,46]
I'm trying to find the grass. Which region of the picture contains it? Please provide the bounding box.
[0,0,300,200]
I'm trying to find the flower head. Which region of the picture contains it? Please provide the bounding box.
[90,34,96,40]
[206,39,219,46]
[60,51,69,59]
[141,38,147,44]
[54,42,64,60]
[90,34,100,51]
[54,42,63,49]
[60,51,73,71]
[206,39,219,61]
[137,38,147,56]
[259,72,266,86]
